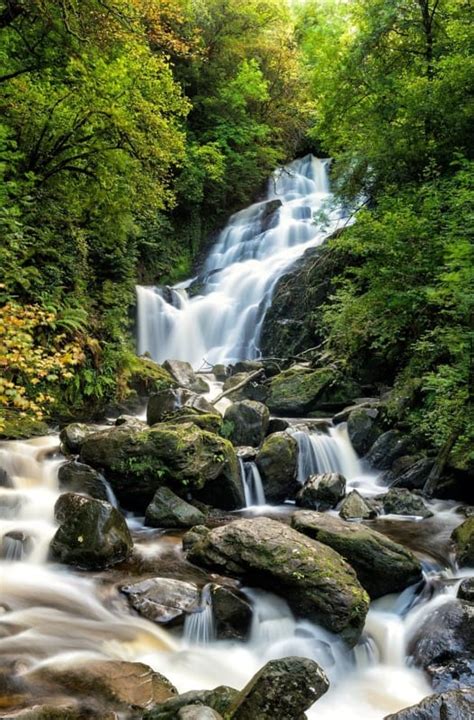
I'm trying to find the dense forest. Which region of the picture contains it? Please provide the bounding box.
[1,0,473,477]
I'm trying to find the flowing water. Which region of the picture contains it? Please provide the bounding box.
[1,155,471,718]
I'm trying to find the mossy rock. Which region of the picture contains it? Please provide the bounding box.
[452,517,474,566]
[266,367,337,415]
[256,431,298,503]
[120,355,177,397]
[0,410,49,440]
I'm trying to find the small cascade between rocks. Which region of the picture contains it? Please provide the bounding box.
[291,423,362,484]
[239,459,266,507]
[183,584,216,645]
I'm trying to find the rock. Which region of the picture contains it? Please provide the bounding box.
[0,467,12,488]
[292,511,423,599]
[384,689,474,720]
[233,361,264,374]
[451,517,474,566]
[339,490,376,520]
[224,400,270,447]
[382,488,433,518]
[295,473,346,510]
[178,707,222,720]
[121,577,200,624]
[236,446,257,461]
[212,364,228,381]
[391,458,435,490]
[266,417,290,434]
[184,518,369,646]
[163,360,209,393]
[59,423,94,454]
[147,388,215,426]
[266,366,336,415]
[367,430,411,470]
[58,461,109,501]
[145,487,206,528]
[143,686,239,720]
[0,531,33,560]
[228,656,329,720]
[256,432,298,503]
[80,422,243,511]
[222,373,268,404]
[28,660,177,710]
[49,493,132,569]
[211,585,252,641]
[124,355,176,397]
[346,407,381,456]
[409,599,474,690]
[457,577,474,602]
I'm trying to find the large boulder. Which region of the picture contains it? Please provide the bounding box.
[256,432,298,503]
[384,689,474,720]
[58,461,109,501]
[292,511,423,599]
[409,599,474,690]
[295,473,346,510]
[147,388,215,426]
[367,431,411,470]
[143,686,239,720]
[346,407,381,456]
[121,577,200,624]
[211,585,252,641]
[59,423,94,454]
[224,401,270,447]
[222,372,268,404]
[80,422,243,511]
[184,518,369,646]
[390,458,435,491]
[49,493,132,569]
[339,490,376,520]
[451,517,474,566]
[382,488,433,518]
[228,656,329,720]
[145,487,206,528]
[266,367,336,415]
[163,359,209,394]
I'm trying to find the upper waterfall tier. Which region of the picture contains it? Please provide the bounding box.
[137,155,347,368]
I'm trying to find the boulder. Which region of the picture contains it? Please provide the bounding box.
[266,366,336,415]
[339,490,376,520]
[384,689,474,720]
[382,488,433,518]
[143,686,239,720]
[59,423,94,454]
[58,461,109,501]
[147,388,215,426]
[367,431,411,470]
[292,511,423,599]
[49,493,132,569]
[222,373,268,404]
[184,518,369,646]
[391,458,435,491]
[266,417,290,434]
[212,364,228,381]
[233,361,264,374]
[80,422,243,511]
[256,432,298,503]
[457,577,474,602]
[163,360,209,394]
[178,707,222,720]
[346,407,381,456]
[224,401,270,447]
[409,599,474,690]
[121,577,200,624]
[145,487,206,529]
[451,518,474,566]
[228,656,329,720]
[295,473,346,510]
[211,585,252,641]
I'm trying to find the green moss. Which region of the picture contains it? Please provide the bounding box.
[267,367,336,414]
[119,354,176,399]
[0,410,50,440]
[452,518,474,565]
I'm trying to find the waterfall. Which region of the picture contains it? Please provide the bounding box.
[136,155,348,367]
[239,460,266,507]
[290,424,362,484]
[183,584,216,645]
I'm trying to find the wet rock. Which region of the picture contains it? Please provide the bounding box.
[266,366,336,415]
[457,577,474,602]
[222,373,268,403]
[233,361,264,374]
[295,473,346,511]
[211,585,252,640]
[382,488,433,518]
[339,489,376,520]
[409,599,474,691]
[292,511,423,599]
[346,407,381,456]
[80,422,243,511]
[147,388,215,426]
[367,430,411,470]
[143,686,239,720]
[60,423,94,454]
[58,461,109,501]
[256,432,298,503]
[384,689,474,720]
[184,517,369,646]
[236,446,257,461]
[0,467,12,488]
[163,359,209,394]
[390,458,435,491]
[212,364,228,381]
[266,417,290,434]
[121,577,200,624]
[0,531,33,560]
[451,517,474,566]
[145,487,206,529]
[224,400,270,447]
[50,493,132,569]
[178,707,222,720]
[29,660,177,710]
[228,656,329,720]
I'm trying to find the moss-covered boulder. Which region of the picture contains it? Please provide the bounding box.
[143,686,239,720]
[147,388,215,426]
[266,366,335,415]
[382,488,433,518]
[452,517,474,566]
[121,355,176,396]
[80,422,243,511]
[224,400,270,447]
[163,359,209,393]
[295,473,346,510]
[0,410,49,440]
[222,372,268,403]
[145,487,206,528]
[256,432,298,503]
[49,493,133,569]
[184,517,369,646]
[59,423,95,454]
[339,489,376,520]
[292,511,423,599]
[228,656,329,720]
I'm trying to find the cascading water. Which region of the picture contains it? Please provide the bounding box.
[239,459,266,507]
[136,155,348,367]
[183,584,216,645]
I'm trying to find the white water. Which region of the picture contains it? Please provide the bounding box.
[239,459,266,507]
[137,155,348,367]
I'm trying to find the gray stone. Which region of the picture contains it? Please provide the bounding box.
[224,400,270,447]
[147,388,215,426]
[59,423,94,454]
[457,577,474,602]
[145,487,206,528]
[142,686,239,720]
[121,577,200,624]
[367,431,411,470]
[211,585,252,641]
[384,689,474,720]
[339,490,376,520]
[256,432,298,503]
[163,359,209,394]
[58,461,109,501]
[382,488,433,518]
[295,473,346,511]
[347,407,381,456]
